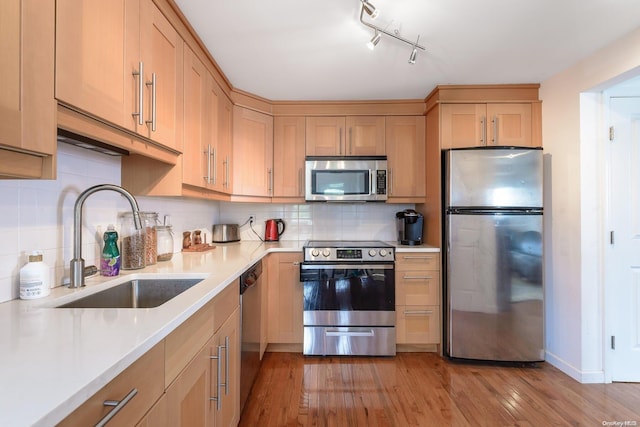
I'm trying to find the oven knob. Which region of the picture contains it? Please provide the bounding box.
[322,249,331,257]
[368,249,377,257]
[379,249,388,257]
[311,249,319,257]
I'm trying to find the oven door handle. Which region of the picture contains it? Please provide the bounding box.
[300,263,394,270]
[325,328,375,337]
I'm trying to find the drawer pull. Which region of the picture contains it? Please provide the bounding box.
[326,329,374,337]
[403,310,434,316]
[402,255,433,260]
[403,275,433,280]
[97,388,138,427]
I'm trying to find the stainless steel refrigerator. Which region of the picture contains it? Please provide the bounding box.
[443,147,544,363]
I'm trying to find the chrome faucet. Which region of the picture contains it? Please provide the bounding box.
[69,184,142,288]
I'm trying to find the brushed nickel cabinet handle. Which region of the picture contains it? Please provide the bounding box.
[403,310,434,316]
[403,275,433,280]
[268,168,273,195]
[223,335,229,396]
[210,344,223,411]
[402,255,433,260]
[132,62,144,125]
[211,147,217,185]
[480,116,486,146]
[145,73,157,131]
[492,116,497,145]
[204,144,212,183]
[97,388,138,427]
[389,168,393,195]
[349,127,353,154]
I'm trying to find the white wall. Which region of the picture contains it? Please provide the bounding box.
[218,201,412,242]
[541,27,640,382]
[0,143,220,303]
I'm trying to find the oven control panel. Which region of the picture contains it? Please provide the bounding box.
[304,246,394,262]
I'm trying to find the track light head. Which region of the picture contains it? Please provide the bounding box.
[408,47,417,64]
[367,31,382,50]
[408,35,420,64]
[361,0,379,19]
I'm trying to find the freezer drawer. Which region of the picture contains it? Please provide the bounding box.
[445,212,544,362]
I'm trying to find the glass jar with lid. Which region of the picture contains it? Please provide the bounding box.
[156,225,174,262]
[140,212,159,266]
[119,212,146,270]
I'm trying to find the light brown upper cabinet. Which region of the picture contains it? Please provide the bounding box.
[56,0,183,152]
[386,116,426,202]
[306,116,385,156]
[273,116,306,202]
[182,46,231,195]
[441,103,538,148]
[232,106,274,198]
[0,0,55,179]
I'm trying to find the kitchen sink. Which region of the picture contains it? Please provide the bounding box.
[57,278,204,309]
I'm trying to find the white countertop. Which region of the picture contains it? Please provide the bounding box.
[0,240,438,426]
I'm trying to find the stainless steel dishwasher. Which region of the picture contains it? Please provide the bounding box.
[239,260,262,412]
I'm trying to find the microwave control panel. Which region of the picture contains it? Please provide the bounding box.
[376,170,387,194]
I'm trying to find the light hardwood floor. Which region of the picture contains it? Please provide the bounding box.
[239,352,640,426]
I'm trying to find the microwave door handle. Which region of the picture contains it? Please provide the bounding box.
[369,170,374,196]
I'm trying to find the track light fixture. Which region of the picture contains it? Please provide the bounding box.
[358,1,426,64]
[361,0,379,19]
[367,30,382,50]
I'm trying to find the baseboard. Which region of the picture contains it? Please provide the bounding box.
[545,350,605,383]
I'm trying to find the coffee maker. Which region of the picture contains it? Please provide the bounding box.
[396,209,423,245]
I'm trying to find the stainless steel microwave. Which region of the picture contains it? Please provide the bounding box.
[305,156,388,202]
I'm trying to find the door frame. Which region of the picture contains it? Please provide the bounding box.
[595,74,640,382]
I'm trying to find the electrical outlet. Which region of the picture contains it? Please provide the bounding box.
[249,214,256,223]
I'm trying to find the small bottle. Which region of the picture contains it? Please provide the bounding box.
[19,251,51,300]
[101,225,121,277]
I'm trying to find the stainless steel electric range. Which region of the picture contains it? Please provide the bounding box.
[300,240,396,356]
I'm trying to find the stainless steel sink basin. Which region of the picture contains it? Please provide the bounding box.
[57,278,204,308]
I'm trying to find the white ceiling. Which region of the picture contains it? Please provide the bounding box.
[173,0,640,101]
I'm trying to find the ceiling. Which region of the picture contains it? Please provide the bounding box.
[173,0,640,101]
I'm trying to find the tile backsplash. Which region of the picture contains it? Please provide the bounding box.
[0,143,412,302]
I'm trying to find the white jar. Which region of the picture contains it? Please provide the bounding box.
[19,251,51,300]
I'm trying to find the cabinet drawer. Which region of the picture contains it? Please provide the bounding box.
[396,271,440,306]
[59,342,164,427]
[396,306,440,345]
[396,253,439,271]
[213,281,239,333]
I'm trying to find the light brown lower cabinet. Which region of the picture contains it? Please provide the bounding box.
[395,252,441,346]
[266,253,303,346]
[61,283,240,427]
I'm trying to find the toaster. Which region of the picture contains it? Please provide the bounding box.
[212,224,240,243]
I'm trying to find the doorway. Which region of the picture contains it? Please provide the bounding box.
[601,75,640,382]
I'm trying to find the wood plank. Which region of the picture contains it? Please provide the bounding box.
[240,352,640,426]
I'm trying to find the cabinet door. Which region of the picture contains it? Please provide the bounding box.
[345,116,385,156]
[217,93,233,194]
[267,253,303,344]
[0,0,55,178]
[182,46,209,189]
[139,0,183,151]
[55,0,139,131]
[386,116,425,200]
[486,103,532,146]
[211,308,241,427]
[273,116,305,200]
[165,338,213,427]
[305,116,345,156]
[440,104,486,149]
[232,106,274,197]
